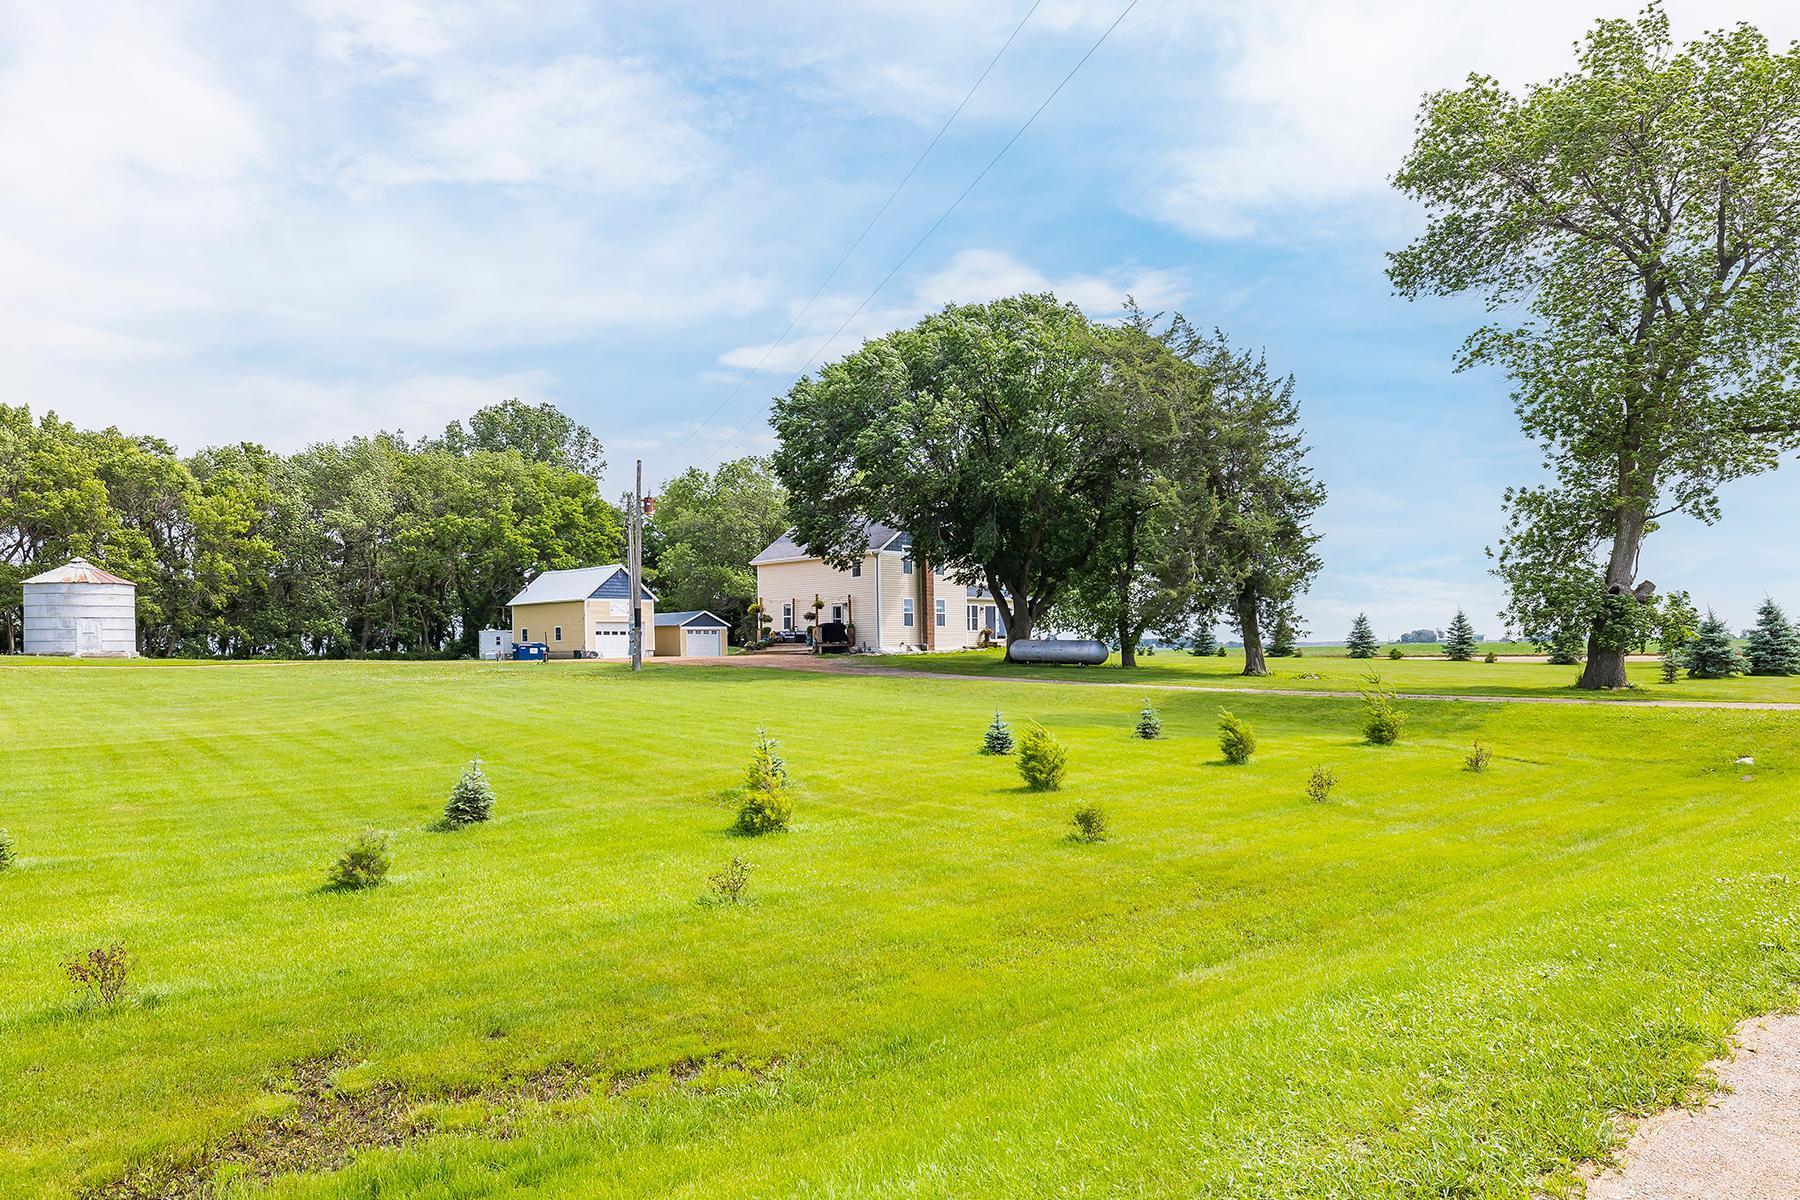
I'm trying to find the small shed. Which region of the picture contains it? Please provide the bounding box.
[654,610,730,658]
[23,558,138,657]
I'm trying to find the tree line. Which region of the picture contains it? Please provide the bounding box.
[0,400,621,656]
[771,293,1324,672]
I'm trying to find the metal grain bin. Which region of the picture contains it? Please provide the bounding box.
[1007,638,1109,665]
[22,558,137,657]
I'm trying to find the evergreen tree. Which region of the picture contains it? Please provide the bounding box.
[737,728,792,833]
[1134,700,1163,740]
[1745,598,1800,676]
[1544,624,1587,665]
[1265,610,1298,657]
[1684,610,1746,679]
[443,757,497,827]
[1443,610,1477,661]
[1345,613,1378,659]
[1190,624,1219,656]
[981,712,1015,756]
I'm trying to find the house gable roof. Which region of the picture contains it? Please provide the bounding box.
[654,610,731,628]
[752,520,908,566]
[507,565,656,606]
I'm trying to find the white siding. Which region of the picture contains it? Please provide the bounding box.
[758,551,995,652]
[23,582,137,657]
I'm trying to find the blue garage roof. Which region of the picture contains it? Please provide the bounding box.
[654,610,730,628]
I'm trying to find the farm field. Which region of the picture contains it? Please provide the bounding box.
[2,658,1799,1198]
[868,647,1800,704]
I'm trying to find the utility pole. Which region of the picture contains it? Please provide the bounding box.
[629,459,644,672]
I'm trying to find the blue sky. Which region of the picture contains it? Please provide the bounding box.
[4,1,1797,638]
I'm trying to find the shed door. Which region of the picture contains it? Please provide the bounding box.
[685,629,722,657]
[77,618,101,655]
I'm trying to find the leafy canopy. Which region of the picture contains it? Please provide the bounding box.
[1390,6,1800,676]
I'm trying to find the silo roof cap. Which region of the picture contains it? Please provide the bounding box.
[23,557,134,586]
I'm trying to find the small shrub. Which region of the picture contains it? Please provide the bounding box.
[1305,766,1337,803]
[1070,803,1108,843]
[1360,674,1405,745]
[1134,700,1163,740]
[1465,741,1493,773]
[0,828,14,872]
[981,712,1015,755]
[1386,646,1404,661]
[737,728,792,833]
[329,829,392,889]
[1484,651,1498,664]
[707,856,753,904]
[1218,709,1256,764]
[443,757,496,827]
[63,943,133,1007]
[1017,723,1068,792]
[1215,646,1227,658]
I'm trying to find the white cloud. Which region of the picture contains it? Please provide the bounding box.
[346,55,715,193]
[716,248,1189,375]
[1137,0,1800,239]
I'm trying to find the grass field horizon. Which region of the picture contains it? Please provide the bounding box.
[861,647,1800,704]
[3,659,1799,1197]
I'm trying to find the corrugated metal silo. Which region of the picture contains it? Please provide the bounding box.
[22,558,138,657]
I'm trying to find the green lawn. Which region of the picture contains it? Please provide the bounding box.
[2,659,1798,1198]
[868,647,1800,703]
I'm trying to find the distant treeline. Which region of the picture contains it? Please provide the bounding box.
[0,401,622,657]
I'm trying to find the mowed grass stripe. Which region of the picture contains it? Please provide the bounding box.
[0,662,1795,1197]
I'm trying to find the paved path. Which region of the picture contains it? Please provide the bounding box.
[1586,1015,1800,1199]
[676,654,1800,711]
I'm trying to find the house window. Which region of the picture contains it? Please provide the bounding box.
[967,605,978,631]
[851,561,861,577]
[935,599,946,627]
[520,628,528,640]
[902,556,913,575]
[554,626,563,642]
[902,598,914,627]
[831,604,844,621]
[782,603,793,631]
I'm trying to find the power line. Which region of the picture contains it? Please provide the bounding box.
[661,0,1045,467]
[700,0,1141,466]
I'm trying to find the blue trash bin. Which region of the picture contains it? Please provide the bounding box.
[512,642,549,661]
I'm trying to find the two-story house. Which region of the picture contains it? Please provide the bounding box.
[751,521,1006,653]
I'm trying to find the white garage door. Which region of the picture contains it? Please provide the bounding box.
[594,623,630,658]
[684,629,723,657]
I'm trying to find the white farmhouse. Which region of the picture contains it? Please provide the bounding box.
[751,522,1005,653]
[22,558,138,657]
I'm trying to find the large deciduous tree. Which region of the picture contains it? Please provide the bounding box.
[1180,328,1324,677]
[771,294,1135,657]
[1390,8,1800,689]
[1049,315,1209,667]
[649,457,789,636]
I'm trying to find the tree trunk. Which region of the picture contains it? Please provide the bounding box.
[1117,525,1138,668]
[1576,509,1646,690]
[1237,584,1268,676]
[994,572,1036,661]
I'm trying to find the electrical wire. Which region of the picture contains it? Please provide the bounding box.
[698,0,1142,466]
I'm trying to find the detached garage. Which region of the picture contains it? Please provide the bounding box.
[507,564,655,659]
[654,610,730,658]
